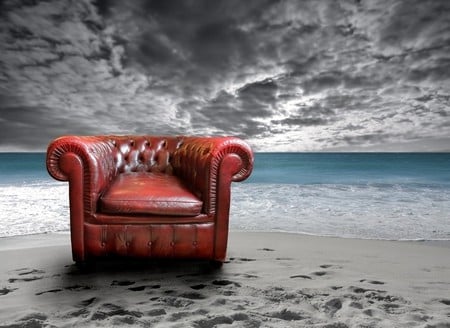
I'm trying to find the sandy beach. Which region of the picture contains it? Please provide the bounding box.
[1,232,450,327]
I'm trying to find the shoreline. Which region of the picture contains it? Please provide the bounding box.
[1,231,450,327]
[2,230,450,250]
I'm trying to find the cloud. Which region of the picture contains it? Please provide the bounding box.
[376,1,450,51]
[0,102,95,149]
[0,0,449,151]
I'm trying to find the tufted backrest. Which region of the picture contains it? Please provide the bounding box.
[108,136,184,175]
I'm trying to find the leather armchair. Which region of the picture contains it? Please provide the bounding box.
[46,135,253,265]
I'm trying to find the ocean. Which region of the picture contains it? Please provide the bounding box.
[1,152,449,240]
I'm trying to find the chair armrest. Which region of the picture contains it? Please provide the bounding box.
[172,137,254,214]
[46,136,117,213]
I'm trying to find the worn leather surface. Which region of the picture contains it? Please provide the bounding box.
[84,222,215,259]
[46,135,254,262]
[100,172,203,216]
[91,213,211,225]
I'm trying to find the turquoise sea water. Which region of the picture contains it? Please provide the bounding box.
[1,152,449,240]
[249,152,450,187]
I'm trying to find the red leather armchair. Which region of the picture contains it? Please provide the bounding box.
[46,135,253,265]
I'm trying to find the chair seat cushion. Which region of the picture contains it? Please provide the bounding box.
[100,172,203,216]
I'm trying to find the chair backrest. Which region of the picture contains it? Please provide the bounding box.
[108,136,184,174]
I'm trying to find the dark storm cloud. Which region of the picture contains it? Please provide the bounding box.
[189,90,268,138]
[189,78,281,137]
[375,1,450,51]
[237,79,278,111]
[0,0,449,151]
[302,70,385,95]
[0,0,146,150]
[95,0,271,85]
[0,103,92,148]
[273,116,330,127]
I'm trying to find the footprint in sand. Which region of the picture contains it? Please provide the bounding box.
[221,290,236,296]
[194,313,260,328]
[190,284,207,290]
[0,287,17,295]
[290,274,312,280]
[35,285,92,296]
[360,279,385,285]
[381,302,402,314]
[179,292,206,300]
[194,315,234,327]
[147,308,166,317]
[8,268,46,283]
[290,271,332,279]
[17,269,46,276]
[210,298,227,306]
[229,257,256,262]
[158,296,195,308]
[111,280,135,286]
[240,273,259,278]
[349,301,364,309]
[168,309,209,321]
[65,285,92,291]
[79,297,97,306]
[268,308,304,321]
[439,299,450,306]
[324,298,343,315]
[9,276,43,283]
[12,313,48,327]
[424,323,450,328]
[35,289,63,296]
[91,303,143,321]
[212,279,241,287]
[349,286,405,305]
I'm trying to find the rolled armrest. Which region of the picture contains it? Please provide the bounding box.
[172,136,254,214]
[46,136,117,212]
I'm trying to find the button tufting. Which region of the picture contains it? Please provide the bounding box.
[170,241,175,247]
[147,241,152,246]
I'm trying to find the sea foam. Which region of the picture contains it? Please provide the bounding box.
[1,181,449,241]
[230,183,450,241]
[0,182,69,237]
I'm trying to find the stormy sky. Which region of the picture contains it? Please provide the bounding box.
[0,0,449,152]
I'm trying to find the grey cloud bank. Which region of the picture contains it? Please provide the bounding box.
[0,0,449,151]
